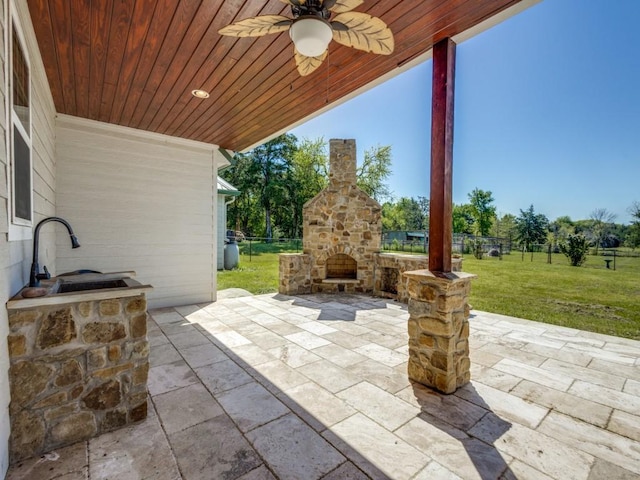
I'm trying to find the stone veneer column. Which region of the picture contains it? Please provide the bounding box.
[403,270,475,394]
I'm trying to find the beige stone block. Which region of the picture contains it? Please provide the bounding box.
[418,334,434,348]
[8,334,26,357]
[77,301,92,317]
[126,296,146,314]
[9,309,41,328]
[10,360,54,406]
[92,363,133,380]
[132,362,149,385]
[99,299,121,316]
[102,408,127,431]
[82,379,122,410]
[70,385,84,400]
[51,411,97,445]
[437,294,466,312]
[37,308,77,350]
[33,391,67,409]
[82,322,126,344]
[130,399,148,422]
[435,372,457,394]
[408,358,434,386]
[417,317,454,337]
[10,409,45,462]
[108,344,121,362]
[44,403,78,421]
[55,359,83,387]
[87,347,107,369]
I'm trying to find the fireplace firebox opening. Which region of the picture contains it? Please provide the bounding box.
[326,254,357,279]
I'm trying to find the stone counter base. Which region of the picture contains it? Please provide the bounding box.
[7,295,149,462]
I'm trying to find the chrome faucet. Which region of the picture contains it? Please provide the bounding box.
[29,217,80,287]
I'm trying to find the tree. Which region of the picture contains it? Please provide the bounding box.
[559,234,590,266]
[452,204,474,234]
[626,201,640,250]
[357,145,393,202]
[589,208,617,255]
[247,134,297,241]
[490,213,517,243]
[515,205,549,251]
[467,188,496,237]
[548,216,575,252]
[281,137,328,237]
[221,152,264,236]
[381,197,429,231]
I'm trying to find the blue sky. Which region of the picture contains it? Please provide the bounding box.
[289,0,639,224]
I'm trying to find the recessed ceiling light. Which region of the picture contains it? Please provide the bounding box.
[191,89,210,99]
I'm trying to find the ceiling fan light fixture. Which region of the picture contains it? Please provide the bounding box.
[289,17,332,57]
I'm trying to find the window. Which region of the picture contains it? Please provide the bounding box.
[7,7,32,237]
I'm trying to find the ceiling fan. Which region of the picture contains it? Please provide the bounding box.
[218,0,394,76]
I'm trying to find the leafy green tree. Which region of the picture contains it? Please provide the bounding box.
[357,145,393,202]
[247,134,298,241]
[626,201,640,250]
[222,153,264,236]
[452,204,474,234]
[490,213,517,243]
[467,188,496,236]
[515,205,549,251]
[381,197,429,231]
[589,208,616,255]
[281,138,328,237]
[548,216,575,252]
[559,234,590,266]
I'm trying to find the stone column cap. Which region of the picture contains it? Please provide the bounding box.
[402,270,477,283]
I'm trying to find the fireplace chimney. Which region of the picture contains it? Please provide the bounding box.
[329,139,357,185]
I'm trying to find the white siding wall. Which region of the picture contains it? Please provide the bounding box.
[56,115,223,308]
[0,0,57,474]
[217,194,226,269]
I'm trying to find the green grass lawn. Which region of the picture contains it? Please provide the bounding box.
[218,242,640,340]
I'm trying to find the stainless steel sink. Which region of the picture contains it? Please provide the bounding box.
[57,279,128,293]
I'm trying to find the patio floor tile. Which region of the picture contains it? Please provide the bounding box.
[337,382,417,430]
[7,292,640,480]
[325,413,428,480]
[217,382,290,433]
[153,383,224,435]
[169,416,261,480]
[89,408,181,480]
[246,414,344,480]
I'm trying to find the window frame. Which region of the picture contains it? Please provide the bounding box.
[6,1,33,240]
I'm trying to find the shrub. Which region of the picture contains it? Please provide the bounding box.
[470,238,485,260]
[559,234,590,266]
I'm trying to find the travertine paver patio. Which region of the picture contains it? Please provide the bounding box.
[7,292,640,480]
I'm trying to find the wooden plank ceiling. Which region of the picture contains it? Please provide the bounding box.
[28,0,521,152]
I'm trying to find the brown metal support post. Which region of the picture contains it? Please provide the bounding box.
[429,38,456,273]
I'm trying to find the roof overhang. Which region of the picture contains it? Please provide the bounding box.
[27,0,539,152]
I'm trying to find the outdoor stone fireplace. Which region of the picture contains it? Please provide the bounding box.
[279,139,381,294]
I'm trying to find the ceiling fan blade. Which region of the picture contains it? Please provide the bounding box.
[218,15,292,38]
[328,0,363,14]
[294,48,328,76]
[331,12,394,55]
[280,0,306,6]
